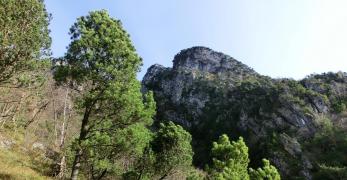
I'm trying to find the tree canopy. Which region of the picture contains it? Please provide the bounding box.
[54,10,155,179]
[0,4,288,179]
[0,0,51,82]
[208,134,280,180]
[151,122,194,178]
[209,135,250,180]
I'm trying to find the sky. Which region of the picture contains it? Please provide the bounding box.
[45,0,347,80]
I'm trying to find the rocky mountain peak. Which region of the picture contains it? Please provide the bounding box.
[142,47,347,179]
[142,64,168,88]
[172,46,256,76]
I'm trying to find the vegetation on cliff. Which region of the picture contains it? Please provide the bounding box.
[142,47,347,179]
[0,1,346,180]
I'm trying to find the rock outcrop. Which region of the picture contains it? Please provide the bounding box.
[142,46,347,179]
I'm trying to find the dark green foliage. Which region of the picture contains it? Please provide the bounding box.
[124,122,194,179]
[305,117,347,179]
[186,169,206,180]
[314,165,347,180]
[0,0,51,82]
[303,72,347,113]
[1,2,346,179]
[54,10,141,86]
[233,77,278,115]
[151,122,194,178]
[331,99,346,113]
[122,146,156,179]
[312,122,347,167]
[83,123,153,177]
[305,72,347,84]
[54,10,156,179]
[148,67,347,179]
[189,77,279,166]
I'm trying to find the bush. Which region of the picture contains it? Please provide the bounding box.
[314,165,347,180]
[331,101,346,113]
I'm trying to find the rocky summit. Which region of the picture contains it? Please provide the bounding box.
[142,46,347,179]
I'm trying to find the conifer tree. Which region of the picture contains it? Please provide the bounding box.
[249,159,281,180]
[208,134,280,180]
[151,122,194,179]
[0,0,51,82]
[209,135,250,180]
[54,10,155,179]
[130,122,194,179]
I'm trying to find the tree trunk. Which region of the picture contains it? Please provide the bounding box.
[24,101,49,129]
[57,155,66,179]
[70,105,92,180]
[57,88,69,178]
[51,83,58,146]
[159,168,172,180]
[60,88,69,147]
[71,148,83,180]
[137,167,144,180]
[96,169,107,180]
[159,173,168,180]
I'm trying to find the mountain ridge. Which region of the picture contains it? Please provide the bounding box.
[142,46,347,179]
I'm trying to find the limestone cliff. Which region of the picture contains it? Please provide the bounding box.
[142,46,347,179]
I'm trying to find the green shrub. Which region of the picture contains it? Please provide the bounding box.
[331,101,346,113]
[314,165,347,180]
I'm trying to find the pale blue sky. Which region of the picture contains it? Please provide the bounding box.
[45,0,347,80]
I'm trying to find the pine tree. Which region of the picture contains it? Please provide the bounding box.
[208,134,280,180]
[249,159,281,180]
[209,135,250,180]
[151,122,193,179]
[0,0,51,83]
[54,10,155,179]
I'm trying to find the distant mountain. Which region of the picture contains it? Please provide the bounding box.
[142,46,347,179]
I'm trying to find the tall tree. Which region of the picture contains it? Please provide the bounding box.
[0,0,51,83]
[54,10,155,179]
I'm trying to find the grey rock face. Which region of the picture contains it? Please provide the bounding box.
[277,134,313,180]
[142,64,168,92]
[173,47,256,76]
[142,47,259,126]
[142,46,347,179]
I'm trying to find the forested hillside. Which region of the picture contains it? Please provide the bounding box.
[0,1,345,180]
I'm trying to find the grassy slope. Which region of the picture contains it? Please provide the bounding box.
[0,130,51,180]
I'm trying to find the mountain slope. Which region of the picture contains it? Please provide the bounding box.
[142,46,347,179]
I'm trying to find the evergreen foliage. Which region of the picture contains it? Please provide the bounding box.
[308,119,347,179]
[249,159,281,180]
[0,0,51,82]
[123,122,194,179]
[0,3,346,179]
[54,10,156,179]
[151,122,194,179]
[209,135,250,180]
[208,134,280,180]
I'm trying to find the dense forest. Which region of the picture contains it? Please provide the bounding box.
[0,1,346,180]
